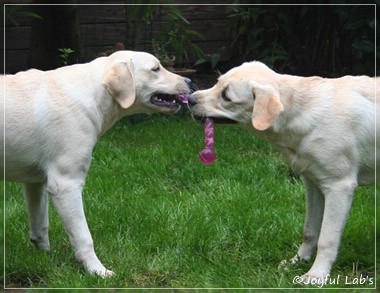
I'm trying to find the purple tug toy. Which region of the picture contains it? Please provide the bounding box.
[199,118,216,164]
[177,94,216,165]
[178,94,189,105]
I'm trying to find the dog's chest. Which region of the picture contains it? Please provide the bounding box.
[266,133,313,176]
[282,147,310,174]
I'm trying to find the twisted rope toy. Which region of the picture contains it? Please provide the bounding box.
[178,94,216,165]
[199,117,216,164]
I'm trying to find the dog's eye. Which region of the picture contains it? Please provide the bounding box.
[221,89,231,102]
[152,66,160,72]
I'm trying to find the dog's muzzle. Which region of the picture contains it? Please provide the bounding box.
[188,94,237,124]
[187,94,197,107]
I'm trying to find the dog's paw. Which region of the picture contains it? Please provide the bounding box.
[290,253,308,265]
[30,237,51,251]
[86,263,114,278]
[278,254,306,271]
[100,269,115,278]
[278,259,291,271]
[90,267,114,278]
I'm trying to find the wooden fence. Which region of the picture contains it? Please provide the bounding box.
[4,2,235,73]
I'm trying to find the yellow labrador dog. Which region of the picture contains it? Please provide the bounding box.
[188,61,378,284]
[1,51,191,277]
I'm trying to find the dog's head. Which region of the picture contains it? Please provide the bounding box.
[103,51,192,114]
[189,61,284,131]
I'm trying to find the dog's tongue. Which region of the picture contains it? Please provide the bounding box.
[199,118,216,164]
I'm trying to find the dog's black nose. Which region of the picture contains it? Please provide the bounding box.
[188,94,197,107]
[185,78,192,87]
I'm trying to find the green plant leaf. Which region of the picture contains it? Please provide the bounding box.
[194,58,207,67]
[23,11,43,20]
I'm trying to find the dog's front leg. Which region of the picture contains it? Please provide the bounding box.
[23,182,50,250]
[300,178,356,284]
[292,176,324,264]
[279,176,324,271]
[47,166,113,277]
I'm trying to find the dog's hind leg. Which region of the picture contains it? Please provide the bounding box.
[46,162,114,278]
[23,182,50,250]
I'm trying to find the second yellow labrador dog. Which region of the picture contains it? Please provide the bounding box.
[2,51,191,277]
[188,61,378,285]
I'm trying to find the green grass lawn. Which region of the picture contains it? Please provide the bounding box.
[3,114,376,289]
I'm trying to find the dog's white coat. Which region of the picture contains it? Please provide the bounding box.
[1,51,190,277]
[190,61,378,284]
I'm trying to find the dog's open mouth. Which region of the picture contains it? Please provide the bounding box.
[150,93,185,109]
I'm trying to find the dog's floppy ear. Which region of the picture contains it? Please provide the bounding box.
[103,61,135,109]
[251,84,283,131]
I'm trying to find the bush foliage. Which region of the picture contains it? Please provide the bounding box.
[226,3,376,76]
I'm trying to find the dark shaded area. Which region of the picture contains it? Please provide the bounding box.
[223,3,376,77]
[4,1,377,77]
[29,0,81,70]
